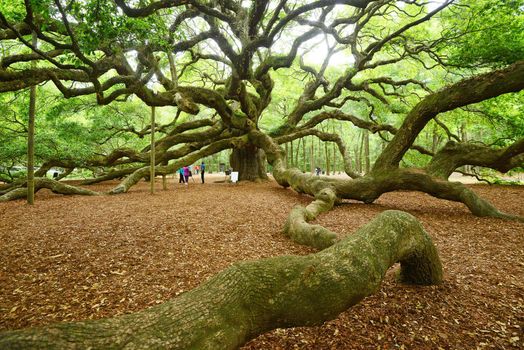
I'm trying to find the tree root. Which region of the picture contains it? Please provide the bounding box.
[0,210,442,349]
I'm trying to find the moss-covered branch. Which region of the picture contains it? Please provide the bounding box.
[0,178,100,202]
[80,168,138,185]
[426,139,524,179]
[332,169,524,221]
[251,130,524,223]
[284,186,338,249]
[373,60,524,172]
[0,210,442,349]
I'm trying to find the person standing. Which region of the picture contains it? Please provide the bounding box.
[200,161,206,183]
[178,167,185,184]
[183,166,190,185]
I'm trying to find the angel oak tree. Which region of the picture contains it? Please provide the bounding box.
[0,0,523,347]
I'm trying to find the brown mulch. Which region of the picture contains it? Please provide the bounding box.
[0,174,523,349]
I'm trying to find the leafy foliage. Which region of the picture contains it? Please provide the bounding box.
[441,0,524,67]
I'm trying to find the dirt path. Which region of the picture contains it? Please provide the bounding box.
[0,175,523,349]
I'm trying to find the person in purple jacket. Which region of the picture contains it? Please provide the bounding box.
[183,166,190,185]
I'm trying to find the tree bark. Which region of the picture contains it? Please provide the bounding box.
[284,185,338,249]
[358,132,364,173]
[285,142,289,168]
[290,139,294,167]
[333,131,337,174]
[432,124,440,154]
[0,210,442,350]
[229,145,268,181]
[302,137,306,172]
[295,138,301,169]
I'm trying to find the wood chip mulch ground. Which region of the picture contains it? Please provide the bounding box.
[0,174,523,349]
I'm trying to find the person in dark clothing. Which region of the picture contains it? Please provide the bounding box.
[178,168,185,184]
[200,162,206,183]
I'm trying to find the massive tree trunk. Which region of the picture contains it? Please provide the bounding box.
[0,210,442,350]
[229,144,268,181]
